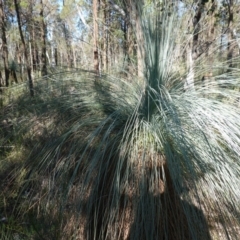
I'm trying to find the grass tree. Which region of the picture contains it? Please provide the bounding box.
[1,1,240,240]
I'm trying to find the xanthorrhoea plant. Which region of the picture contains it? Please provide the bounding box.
[56,3,239,240]
[20,1,240,240]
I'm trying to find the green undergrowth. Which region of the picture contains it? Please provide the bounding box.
[0,69,140,239]
[0,66,239,239]
[0,70,92,238]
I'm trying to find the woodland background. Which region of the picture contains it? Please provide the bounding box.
[0,0,239,89]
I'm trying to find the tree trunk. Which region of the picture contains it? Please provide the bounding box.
[62,1,73,68]
[0,71,3,94]
[31,23,37,72]
[29,36,34,78]
[206,0,216,63]
[102,0,108,72]
[40,0,47,76]
[185,1,206,90]
[122,0,132,76]
[0,0,10,87]
[0,71,3,106]
[72,44,76,68]
[14,0,34,97]
[132,0,144,78]
[28,0,35,75]
[93,0,99,75]
[16,43,23,82]
[54,48,58,66]
[10,61,18,84]
[227,0,234,71]
[185,42,195,91]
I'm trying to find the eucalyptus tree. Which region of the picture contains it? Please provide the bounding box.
[0,0,10,87]
[106,0,142,76]
[40,0,47,76]
[59,0,78,68]
[226,0,236,71]
[93,0,99,74]
[184,0,208,90]
[101,0,109,71]
[14,0,34,96]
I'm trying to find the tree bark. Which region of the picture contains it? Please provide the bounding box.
[14,0,34,96]
[132,0,144,78]
[40,0,47,76]
[62,0,73,68]
[206,0,216,58]
[0,71,3,93]
[93,0,99,75]
[102,0,108,72]
[54,48,58,66]
[31,23,37,72]
[227,0,234,71]
[0,0,10,87]
[185,1,206,90]
[16,43,23,82]
[10,61,18,84]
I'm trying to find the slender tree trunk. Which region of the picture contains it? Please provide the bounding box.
[69,44,74,68]
[227,0,234,71]
[40,0,47,76]
[102,0,108,72]
[14,0,34,96]
[16,43,23,82]
[0,71,3,106]
[127,14,135,75]
[93,0,99,75]
[60,52,63,67]
[185,41,195,91]
[33,22,41,72]
[28,0,35,75]
[31,23,37,72]
[109,9,113,69]
[29,36,34,78]
[206,0,216,60]
[10,61,18,84]
[63,23,72,68]
[185,1,206,90]
[10,69,18,84]
[208,1,216,44]
[0,71,3,93]
[132,0,144,78]
[62,0,72,68]
[123,18,128,75]
[122,1,132,76]
[72,45,76,68]
[0,0,10,87]
[54,48,58,66]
